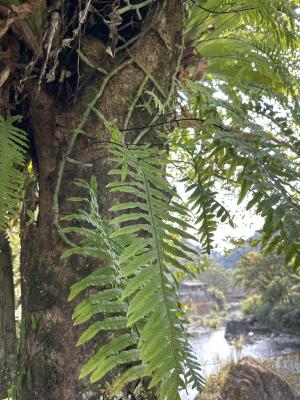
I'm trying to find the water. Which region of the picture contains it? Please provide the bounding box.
[180,328,300,400]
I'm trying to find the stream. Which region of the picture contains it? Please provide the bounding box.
[181,328,300,400]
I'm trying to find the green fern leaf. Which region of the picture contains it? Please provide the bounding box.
[108,143,204,399]
[0,115,28,229]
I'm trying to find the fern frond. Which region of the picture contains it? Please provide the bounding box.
[187,0,297,50]
[184,158,233,254]
[210,128,300,268]
[65,147,204,399]
[108,144,204,399]
[177,114,300,268]
[0,115,27,229]
[174,0,300,268]
[63,177,142,392]
[186,0,299,97]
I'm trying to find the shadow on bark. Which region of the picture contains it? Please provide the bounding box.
[0,232,17,398]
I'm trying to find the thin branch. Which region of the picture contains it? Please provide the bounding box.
[190,1,254,15]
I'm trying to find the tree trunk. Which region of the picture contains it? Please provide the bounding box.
[0,232,17,398]
[20,1,184,399]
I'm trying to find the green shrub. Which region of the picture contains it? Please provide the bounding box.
[242,294,271,321]
[241,294,262,316]
[208,287,226,311]
[263,277,285,305]
[202,318,221,329]
[269,304,300,330]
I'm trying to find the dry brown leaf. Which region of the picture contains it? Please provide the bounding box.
[105,6,122,57]
[11,0,43,19]
[0,65,11,87]
[11,3,33,19]
[0,15,16,39]
[179,68,191,82]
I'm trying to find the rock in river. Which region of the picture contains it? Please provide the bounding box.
[221,356,300,400]
[225,319,251,338]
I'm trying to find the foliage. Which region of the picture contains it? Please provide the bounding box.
[236,251,294,293]
[172,0,300,268]
[231,334,245,361]
[195,361,235,400]
[0,116,27,230]
[201,316,221,330]
[264,277,287,304]
[269,303,300,330]
[241,294,264,316]
[239,251,300,331]
[63,138,205,400]
[106,142,203,400]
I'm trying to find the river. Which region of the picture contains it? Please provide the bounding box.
[181,328,300,400]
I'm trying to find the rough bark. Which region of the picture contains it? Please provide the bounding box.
[0,232,16,398]
[20,1,184,399]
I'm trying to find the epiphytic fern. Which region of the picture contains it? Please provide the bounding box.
[64,144,204,399]
[0,116,28,230]
[108,142,204,399]
[210,127,300,269]
[181,153,233,254]
[171,0,300,267]
[61,177,143,394]
[175,105,300,268]
[186,0,299,100]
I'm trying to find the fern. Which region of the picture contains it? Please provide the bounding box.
[186,0,299,98]
[61,177,143,393]
[168,0,300,267]
[182,154,233,254]
[173,96,300,267]
[187,0,297,49]
[0,115,27,230]
[63,146,204,398]
[108,143,204,398]
[209,126,300,268]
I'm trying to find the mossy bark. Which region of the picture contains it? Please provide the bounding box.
[20,1,184,399]
[0,233,16,398]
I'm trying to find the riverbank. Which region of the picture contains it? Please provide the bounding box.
[224,317,300,347]
[181,327,300,399]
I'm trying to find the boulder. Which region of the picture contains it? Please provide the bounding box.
[225,319,250,338]
[221,356,300,400]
